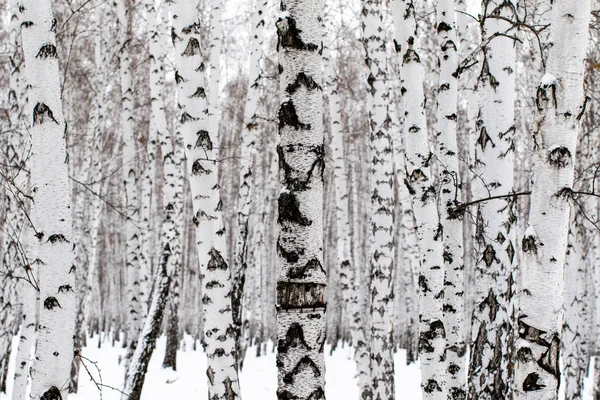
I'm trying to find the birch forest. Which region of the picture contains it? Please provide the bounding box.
[1,0,600,399]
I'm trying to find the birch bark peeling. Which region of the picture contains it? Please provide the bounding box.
[514,0,591,397]
[20,0,77,398]
[276,0,326,398]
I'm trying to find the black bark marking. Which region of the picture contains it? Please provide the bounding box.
[523,372,545,391]
[276,282,326,309]
[285,72,322,95]
[33,103,58,125]
[277,390,300,400]
[36,43,58,59]
[449,387,466,400]
[278,193,311,226]
[277,144,324,192]
[44,297,61,310]
[506,241,515,264]
[283,355,320,385]
[522,235,537,254]
[182,38,201,57]
[195,130,212,151]
[47,234,68,243]
[191,160,211,175]
[418,275,430,293]
[482,245,497,267]
[479,289,500,322]
[437,21,452,33]
[206,366,215,385]
[537,335,560,379]
[287,258,325,279]
[191,87,206,98]
[278,101,310,131]
[277,238,301,263]
[419,320,445,354]
[424,379,442,393]
[547,147,571,168]
[223,377,236,400]
[21,21,33,29]
[278,322,311,353]
[276,16,319,52]
[57,285,73,293]
[180,112,197,124]
[403,48,420,64]
[306,388,326,400]
[40,386,62,400]
[476,127,494,151]
[536,80,557,111]
[207,249,227,271]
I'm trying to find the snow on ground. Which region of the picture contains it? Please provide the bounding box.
[0,334,593,399]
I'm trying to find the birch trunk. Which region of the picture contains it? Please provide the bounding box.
[208,0,223,153]
[435,1,466,397]
[232,0,267,366]
[394,0,446,397]
[116,0,142,356]
[514,0,591,397]
[275,0,326,398]
[169,1,242,397]
[468,1,517,398]
[361,0,395,398]
[20,0,77,398]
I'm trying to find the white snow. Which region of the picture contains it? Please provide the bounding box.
[540,73,557,87]
[0,334,594,399]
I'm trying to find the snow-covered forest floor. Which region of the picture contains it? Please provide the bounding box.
[1,334,594,399]
[2,334,422,399]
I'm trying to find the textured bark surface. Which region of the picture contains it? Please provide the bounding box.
[276,0,326,398]
[169,0,241,398]
[435,1,466,398]
[20,0,77,398]
[393,1,446,398]
[361,0,395,398]
[232,0,267,367]
[514,0,591,398]
[468,1,516,398]
[115,0,142,360]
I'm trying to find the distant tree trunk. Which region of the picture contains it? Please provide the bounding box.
[163,140,185,371]
[275,0,326,398]
[20,0,77,399]
[116,0,142,358]
[361,0,395,398]
[562,212,588,400]
[232,0,267,367]
[394,0,446,397]
[169,0,242,397]
[468,1,516,398]
[121,235,173,400]
[514,0,591,397]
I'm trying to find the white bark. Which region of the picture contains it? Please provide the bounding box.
[20,0,77,398]
[208,0,223,153]
[361,0,395,398]
[514,0,592,397]
[275,0,326,397]
[116,0,142,354]
[169,1,242,397]
[232,0,267,363]
[435,1,466,397]
[468,1,516,398]
[393,0,446,397]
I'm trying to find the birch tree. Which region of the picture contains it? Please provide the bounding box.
[435,0,466,397]
[169,0,242,397]
[275,0,326,398]
[393,0,446,397]
[362,0,395,397]
[514,0,592,397]
[19,0,77,398]
[232,0,267,364]
[468,1,517,397]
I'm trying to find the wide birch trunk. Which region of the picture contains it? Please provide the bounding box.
[20,0,77,398]
[514,0,591,397]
